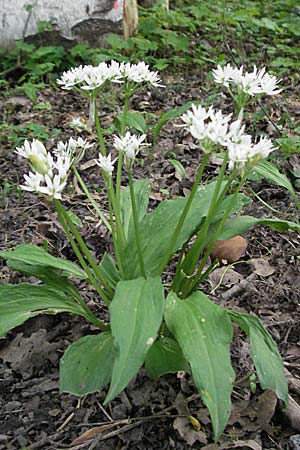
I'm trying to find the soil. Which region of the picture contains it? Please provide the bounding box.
[0,70,300,450]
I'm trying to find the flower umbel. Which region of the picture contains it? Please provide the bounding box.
[113,132,148,165]
[16,139,73,200]
[212,63,282,96]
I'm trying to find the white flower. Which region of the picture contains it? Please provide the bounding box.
[259,73,282,95]
[95,153,117,177]
[57,61,164,91]
[181,105,211,127]
[113,132,147,161]
[212,63,282,96]
[16,139,73,200]
[212,63,235,87]
[54,137,94,165]
[20,171,45,192]
[181,104,233,151]
[38,174,67,200]
[124,62,164,87]
[227,135,276,170]
[16,139,47,159]
[56,65,91,90]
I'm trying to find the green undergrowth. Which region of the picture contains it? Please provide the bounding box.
[0,0,299,158]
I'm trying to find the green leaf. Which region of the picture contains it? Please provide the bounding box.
[0,244,86,279]
[60,333,115,396]
[65,210,83,228]
[98,253,120,289]
[217,215,300,240]
[123,181,251,279]
[0,283,88,337]
[228,311,288,405]
[145,336,190,379]
[104,277,165,403]
[169,159,185,180]
[252,160,298,203]
[165,291,235,441]
[114,112,147,134]
[152,101,196,145]
[120,178,151,240]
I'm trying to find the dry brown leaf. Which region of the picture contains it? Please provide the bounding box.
[248,258,275,277]
[210,236,248,264]
[71,423,122,445]
[257,389,278,434]
[219,439,262,450]
[209,267,244,290]
[173,416,207,446]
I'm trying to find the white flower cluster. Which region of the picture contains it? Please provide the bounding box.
[15,137,93,199]
[113,132,148,165]
[54,136,93,165]
[181,104,276,170]
[57,61,163,91]
[212,63,282,96]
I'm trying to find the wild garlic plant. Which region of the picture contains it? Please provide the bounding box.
[1,61,298,441]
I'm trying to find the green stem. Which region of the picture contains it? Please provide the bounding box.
[73,166,111,232]
[128,169,146,278]
[54,200,111,306]
[184,154,228,272]
[185,174,246,297]
[107,184,126,253]
[65,284,109,331]
[116,86,131,207]
[93,95,106,156]
[55,200,113,302]
[158,153,210,275]
[108,197,124,278]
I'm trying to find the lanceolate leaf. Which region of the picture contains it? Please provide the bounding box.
[0,244,86,279]
[228,310,288,405]
[0,283,89,337]
[120,178,151,240]
[252,160,298,203]
[104,277,165,404]
[60,333,115,396]
[98,253,120,290]
[165,291,235,441]
[123,181,251,279]
[145,336,190,379]
[216,215,300,241]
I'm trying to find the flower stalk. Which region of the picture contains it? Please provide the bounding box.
[128,169,146,278]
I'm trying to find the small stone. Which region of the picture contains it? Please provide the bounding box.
[290,435,300,450]
[16,435,28,447]
[0,435,8,443]
[5,401,22,411]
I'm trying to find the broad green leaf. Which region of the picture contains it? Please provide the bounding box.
[145,336,189,379]
[165,291,235,441]
[120,178,151,240]
[123,181,251,279]
[228,311,288,405]
[98,253,120,289]
[0,283,88,337]
[0,244,86,279]
[217,215,300,241]
[6,259,80,294]
[114,112,147,134]
[60,333,115,396]
[252,160,298,204]
[104,277,165,403]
